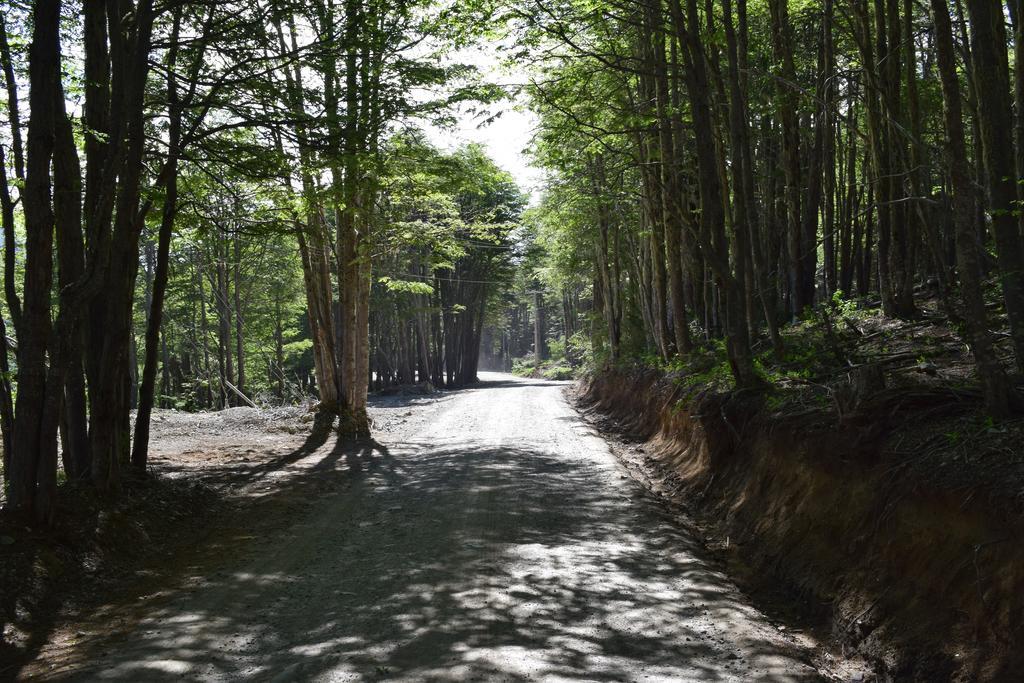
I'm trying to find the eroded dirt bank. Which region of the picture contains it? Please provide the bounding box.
[577,369,1024,682]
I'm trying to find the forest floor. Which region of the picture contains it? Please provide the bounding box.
[1,373,868,682]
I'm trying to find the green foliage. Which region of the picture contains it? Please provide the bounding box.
[131,160,311,409]
[378,277,436,296]
[511,356,535,377]
[510,354,579,381]
[542,365,576,380]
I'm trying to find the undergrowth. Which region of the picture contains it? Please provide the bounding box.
[583,290,1020,419]
[512,331,590,380]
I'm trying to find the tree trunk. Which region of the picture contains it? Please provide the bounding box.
[669,0,761,388]
[9,0,60,520]
[768,0,805,316]
[233,235,246,399]
[132,12,183,469]
[965,0,1024,371]
[931,0,1012,415]
[0,12,24,332]
[89,0,157,496]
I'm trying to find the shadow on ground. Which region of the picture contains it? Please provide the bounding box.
[33,423,819,682]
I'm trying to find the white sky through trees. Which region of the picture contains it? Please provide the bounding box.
[423,46,543,204]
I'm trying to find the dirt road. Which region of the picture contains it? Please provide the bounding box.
[29,374,824,682]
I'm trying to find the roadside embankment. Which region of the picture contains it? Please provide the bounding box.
[578,368,1024,682]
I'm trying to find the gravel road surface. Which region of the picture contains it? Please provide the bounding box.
[30,373,822,682]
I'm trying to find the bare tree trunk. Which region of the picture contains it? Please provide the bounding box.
[196,256,214,408]
[9,0,60,520]
[1,11,24,332]
[931,0,1012,414]
[274,297,285,399]
[800,0,829,310]
[651,2,691,356]
[0,312,12,487]
[852,0,895,313]
[669,0,761,388]
[132,10,183,469]
[273,13,341,426]
[215,243,233,408]
[768,0,804,317]
[822,0,837,300]
[233,235,246,399]
[89,0,157,496]
[723,0,782,358]
[51,44,89,482]
[965,0,1024,371]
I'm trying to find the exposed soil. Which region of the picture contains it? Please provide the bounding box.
[576,367,1024,683]
[2,374,863,682]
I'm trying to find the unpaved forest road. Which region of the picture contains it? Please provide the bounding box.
[28,374,825,682]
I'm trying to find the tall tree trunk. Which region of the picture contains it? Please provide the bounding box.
[274,297,285,399]
[9,0,60,520]
[0,143,16,484]
[196,256,214,408]
[768,0,804,316]
[651,1,692,356]
[724,0,783,357]
[965,0,1024,371]
[931,0,1012,415]
[0,311,12,486]
[274,15,341,422]
[233,235,246,398]
[822,0,838,299]
[51,47,89,483]
[215,244,233,408]
[669,0,761,388]
[132,10,183,470]
[89,0,157,495]
[852,0,895,313]
[1,11,24,331]
[800,0,830,310]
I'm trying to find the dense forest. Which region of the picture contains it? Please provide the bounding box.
[2,0,1024,523]
[518,0,1024,404]
[0,0,533,522]
[4,0,1024,679]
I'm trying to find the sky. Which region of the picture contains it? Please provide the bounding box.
[422,48,544,204]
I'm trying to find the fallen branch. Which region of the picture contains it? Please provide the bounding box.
[224,380,258,409]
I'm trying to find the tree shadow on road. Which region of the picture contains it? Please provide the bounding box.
[28,431,824,682]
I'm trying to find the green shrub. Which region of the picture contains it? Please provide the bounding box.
[542,365,575,380]
[511,356,535,377]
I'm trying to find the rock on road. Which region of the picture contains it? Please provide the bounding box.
[32,373,823,682]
